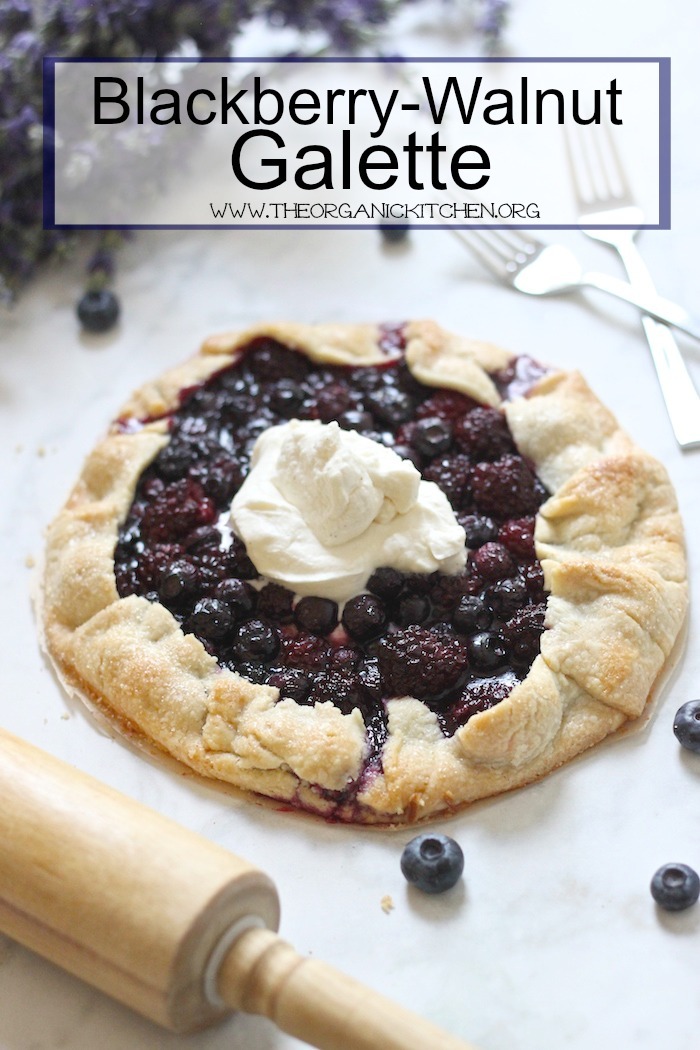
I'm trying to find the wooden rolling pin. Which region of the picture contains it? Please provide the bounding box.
[0,728,477,1049]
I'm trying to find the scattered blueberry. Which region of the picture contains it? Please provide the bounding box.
[650,863,700,911]
[76,289,120,333]
[400,834,464,894]
[673,700,700,753]
[378,221,409,244]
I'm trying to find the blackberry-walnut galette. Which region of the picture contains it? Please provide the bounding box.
[42,321,688,823]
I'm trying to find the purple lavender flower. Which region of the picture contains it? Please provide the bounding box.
[0,0,509,303]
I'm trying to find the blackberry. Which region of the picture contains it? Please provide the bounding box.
[140,478,217,544]
[307,670,366,715]
[377,626,468,700]
[454,406,514,460]
[498,517,536,559]
[257,583,295,624]
[423,454,472,510]
[443,673,518,733]
[429,571,481,614]
[502,604,546,667]
[473,542,515,582]
[416,390,476,424]
[471,454,545,520]
[282,632,332,670]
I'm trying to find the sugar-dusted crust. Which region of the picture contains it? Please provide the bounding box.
[42,320,688,824]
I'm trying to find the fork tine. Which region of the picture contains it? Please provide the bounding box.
[597,120,632,200]
[563,124,592,207]
[450,229,511,276]
[564,121,632,208]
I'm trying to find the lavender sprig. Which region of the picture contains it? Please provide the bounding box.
[0,0,509,306]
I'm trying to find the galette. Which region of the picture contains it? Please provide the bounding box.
[42,321,688,823]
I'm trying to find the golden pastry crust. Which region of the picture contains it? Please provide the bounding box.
[42,320,688,824]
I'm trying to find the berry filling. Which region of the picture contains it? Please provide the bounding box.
[114,333,550,783]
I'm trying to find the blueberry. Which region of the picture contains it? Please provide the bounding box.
[673,700,700,753]
[400,834,464,894]
[412,417,453,458]
[234,618,280,662]
[76,289,120,332]
[338,409,375,432]
[367,567,405,601]
[485,577,528,619]
[268,668,311,703]
[342,594,387,641]
[467,631,507,670]
[459,513,498,548]
[650,863,700,911]
[294,596,339,635]
[367,386,414,426]
[158,560,197,602]
[269,379,306,417]
[396,593,431,627]
[378,221,409,244]
[187,598,234,641]
[452,595,493,634]
[214,578,256,622]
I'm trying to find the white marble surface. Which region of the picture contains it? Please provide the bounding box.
[2,3,700,1049]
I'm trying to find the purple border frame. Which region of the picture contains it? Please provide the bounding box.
[42,55,671,232]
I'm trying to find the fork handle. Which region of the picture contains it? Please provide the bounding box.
[581,270,700,345]
[611,239,700,450]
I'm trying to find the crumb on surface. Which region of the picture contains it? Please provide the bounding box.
[25,554,35,568]
[381,894,394,914]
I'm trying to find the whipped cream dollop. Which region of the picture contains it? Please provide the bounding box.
[230,419,466,603]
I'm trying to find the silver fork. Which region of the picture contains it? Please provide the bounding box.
[564,122,700,450]
[450,225,700,344]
